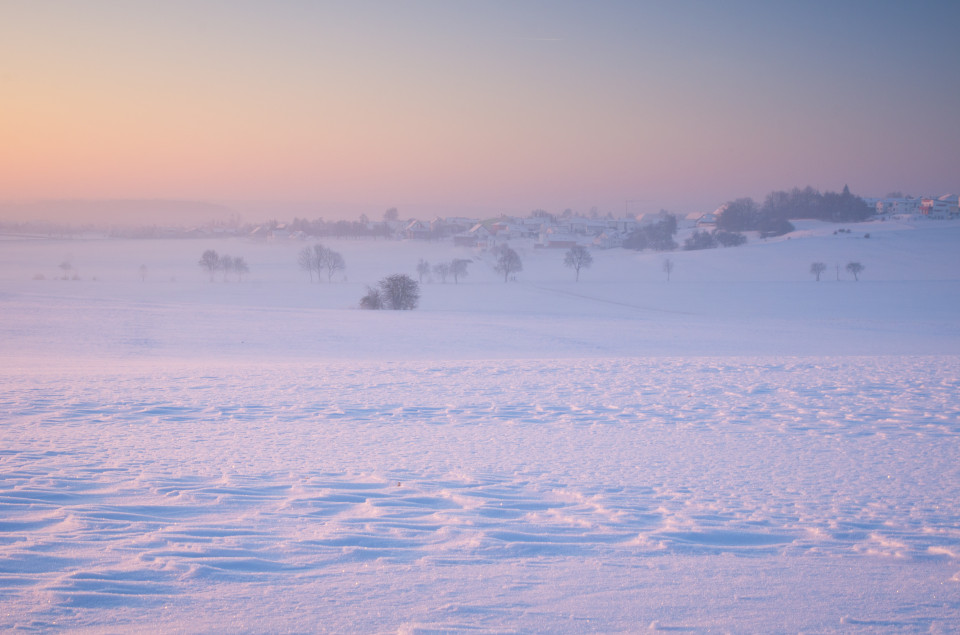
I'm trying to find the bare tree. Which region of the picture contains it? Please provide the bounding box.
[139,264,147,282]
[451,258,470,284]
[563,246,593,282]
[322,249,346,282]
[493,245,522,282]
[198,250,219,282]
[378,274,420,310]
[810,262,827,281]
[383,207,399,222]
[234,256,249,281]
[662,258,674,282]
[312,244,330,282]
[298,246,315,282]
[433,261,451,283]
[416,258,430,283]
[219,254,234,282]
[846,261,864,281]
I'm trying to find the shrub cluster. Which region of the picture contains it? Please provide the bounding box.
[683,230,747,251]
[361,274,420,310]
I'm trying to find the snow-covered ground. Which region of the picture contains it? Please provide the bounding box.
[2,218,959,632]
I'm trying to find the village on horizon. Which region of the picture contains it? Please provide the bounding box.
[2,191,958,248]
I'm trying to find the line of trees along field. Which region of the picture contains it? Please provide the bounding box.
[621,185,873,254]
[297,244,346,282]
[198,250,250,282]
[810,261,865,281]
[718,186,872,236]
[287,217,392,239]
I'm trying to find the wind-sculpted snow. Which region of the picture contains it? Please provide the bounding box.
[2,224,959,631]
[2,357,959,632]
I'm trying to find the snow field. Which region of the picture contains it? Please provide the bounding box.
[2,219,959,632]
[2,357,959,632]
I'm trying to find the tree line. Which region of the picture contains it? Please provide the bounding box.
[417,258,471,284]
[623,214,679,251]
[619,185,872,253]
[718,185,872,236]
[810,261,865,281]
[297,244,346,282]
[287,217,392,239]
[198,250,250,282]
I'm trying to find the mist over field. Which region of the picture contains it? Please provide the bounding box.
[2,217,959,632]
[0,199,395,228]
[3,0,960,631]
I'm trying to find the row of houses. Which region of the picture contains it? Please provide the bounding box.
[252,192,960,248]
[248,210,723,248]
[866,194,960,218]
[404,211,718,249]
[385,194,959,249]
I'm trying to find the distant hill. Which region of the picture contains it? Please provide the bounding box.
[0,199,238,227]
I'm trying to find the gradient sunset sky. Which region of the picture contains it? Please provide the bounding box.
[2,1,958,221]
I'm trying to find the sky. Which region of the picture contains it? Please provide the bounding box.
[1,0,958,223]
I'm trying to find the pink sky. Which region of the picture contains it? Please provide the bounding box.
[1,1,958,222]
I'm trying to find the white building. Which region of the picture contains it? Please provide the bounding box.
[875,197,922,216]
[920,194,959,217]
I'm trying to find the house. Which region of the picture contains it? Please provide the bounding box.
[592,230,623,249]
[489,221,513,238]
[453,233,478,247]
[696,212,719,228]
[249,223,293,241]
[454,223,494,248]
[875,197,921,216]
[403,219,432,240]
[542,235,579,249]
[564,217,593,235]
[538,227,580,249]
[921,194,959,218]
[605,217,636,234]
[943,194,960,217]
[516,217,547,238]
[684,212,703,228]
[249,225,271,240]
[269,223,291,241]
[430,217,474,237]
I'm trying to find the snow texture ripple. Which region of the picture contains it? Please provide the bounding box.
[2,358,959,632]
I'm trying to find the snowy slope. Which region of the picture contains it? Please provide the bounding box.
[2,218,959,361]
[1,219,959,632]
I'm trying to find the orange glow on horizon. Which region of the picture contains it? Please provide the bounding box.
[2,2,957,216]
